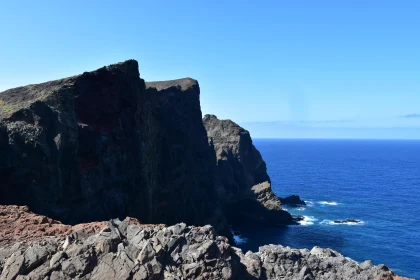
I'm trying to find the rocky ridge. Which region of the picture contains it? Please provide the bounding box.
[0,206,411,280]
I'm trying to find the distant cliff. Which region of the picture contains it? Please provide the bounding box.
[203,115,293,225]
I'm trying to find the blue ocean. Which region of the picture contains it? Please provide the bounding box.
[234,139,420,279]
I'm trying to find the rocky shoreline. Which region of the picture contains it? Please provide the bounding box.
[0,206,411,280]
[0,60,412,279]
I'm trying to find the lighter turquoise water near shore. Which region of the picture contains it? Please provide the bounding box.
[234,139,420,279]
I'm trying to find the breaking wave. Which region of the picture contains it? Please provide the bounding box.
[320,219,365,225]
[298,216,318,225]
[318,201,339,206]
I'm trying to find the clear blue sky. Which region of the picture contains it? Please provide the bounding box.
[1,0,419,138]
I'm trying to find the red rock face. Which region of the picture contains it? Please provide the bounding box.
[0,205,107,245]
[0,205,169,246]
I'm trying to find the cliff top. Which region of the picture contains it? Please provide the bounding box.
[203,114,251,144]
[146,78,198,91]
[0,60,139,119]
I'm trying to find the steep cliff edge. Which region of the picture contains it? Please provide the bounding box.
[203,114,293,225]
[0,206,411,280]
[0,61,225,236]
[144,79,227,233]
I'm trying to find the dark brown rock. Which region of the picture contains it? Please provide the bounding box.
[280,195,306,206]
[144,79,224,231]
[203,114,293,225]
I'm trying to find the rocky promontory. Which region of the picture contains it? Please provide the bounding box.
[0,61,228,238]
[0,60,293,238]
[203,115,293,225]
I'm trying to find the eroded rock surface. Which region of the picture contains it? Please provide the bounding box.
[203,114,293,225]
[0,206,411,280]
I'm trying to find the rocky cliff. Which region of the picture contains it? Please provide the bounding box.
[0,206,410,280]
[0,61,225,236]
[0,60,412,279]
[203,115,293,225]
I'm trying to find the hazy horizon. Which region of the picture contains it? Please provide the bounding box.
[240,119,420,139]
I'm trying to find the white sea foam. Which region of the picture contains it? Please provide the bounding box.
[304,201,314,207]
[320,219,365,225]
[333,220,365,225]
[298,215,318,225]
[296,207,306,211]
[318,201,339,206]
[320,219,332,225]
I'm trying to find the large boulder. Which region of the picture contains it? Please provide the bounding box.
[203,114,293,225]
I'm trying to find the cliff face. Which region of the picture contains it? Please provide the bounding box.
[203,115,293,225]
[143,79,224,230]
[0,61,225,234]
[0,61,144,223]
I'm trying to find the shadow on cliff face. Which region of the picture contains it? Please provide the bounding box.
[203,114,295,230]
[0,60,293,246]
[0,61,228,237]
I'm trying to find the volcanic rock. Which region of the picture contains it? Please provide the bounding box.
[0,61,226,236]
[203,114,293,225]
[0,206,412,280]
[280,195,306,206]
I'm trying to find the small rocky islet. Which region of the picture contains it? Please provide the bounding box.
[0,60,411,279]
[332,219,363,225]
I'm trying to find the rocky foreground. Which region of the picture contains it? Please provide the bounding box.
[0,206,411,280]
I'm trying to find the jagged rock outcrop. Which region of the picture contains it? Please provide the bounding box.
[280,195,306,206]
[0,60,226,236]
[0,206,411,280]
[203,115,293,225]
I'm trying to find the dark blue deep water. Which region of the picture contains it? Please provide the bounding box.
[234,139,420,279]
